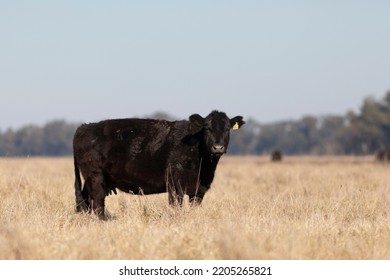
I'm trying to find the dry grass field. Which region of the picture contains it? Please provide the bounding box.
[1,156,390,260]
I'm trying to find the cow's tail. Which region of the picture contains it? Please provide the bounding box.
[74,157,84,212]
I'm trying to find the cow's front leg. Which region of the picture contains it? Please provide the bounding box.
[166,166,185,206]
[167,179,184,206]
[188,184,208,206]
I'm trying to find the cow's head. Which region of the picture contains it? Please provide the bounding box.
[189,110,245,157]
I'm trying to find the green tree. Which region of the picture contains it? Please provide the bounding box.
[42,120,79,156]
[14,125,43,156]
[0,129,17,156]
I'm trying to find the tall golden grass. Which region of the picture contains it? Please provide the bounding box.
[1,156,390,260]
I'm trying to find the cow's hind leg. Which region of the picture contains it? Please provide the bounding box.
[79,179,92,212]
[89,174,108,220]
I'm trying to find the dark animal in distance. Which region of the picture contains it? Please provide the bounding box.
[73,110,245,219]
[271,150,283,162]
[376,150,390,162]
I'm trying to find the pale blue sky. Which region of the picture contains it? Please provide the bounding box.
[1,1,390,130]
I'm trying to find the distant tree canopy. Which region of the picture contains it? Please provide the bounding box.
[0,120,80,156]
[1,91,390,156]
[230,91,390,155]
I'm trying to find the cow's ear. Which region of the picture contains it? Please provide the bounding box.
[182,114,204,145]
[189,114,204,130]
[230,116,245,130]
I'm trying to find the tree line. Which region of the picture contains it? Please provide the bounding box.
[0,121,79,156]
[229,91,390,155]
[1,92,390,156]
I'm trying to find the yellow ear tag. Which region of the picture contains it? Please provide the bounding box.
[233,122,239,130]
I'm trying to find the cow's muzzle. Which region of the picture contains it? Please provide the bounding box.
[211,144,225,156]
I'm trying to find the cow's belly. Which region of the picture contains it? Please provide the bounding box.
[114,179,167,195]
[105,163,167,195]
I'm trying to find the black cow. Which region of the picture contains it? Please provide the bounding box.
[271,150,283,162]
[376,150,390,162]
[73,110,245,219]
